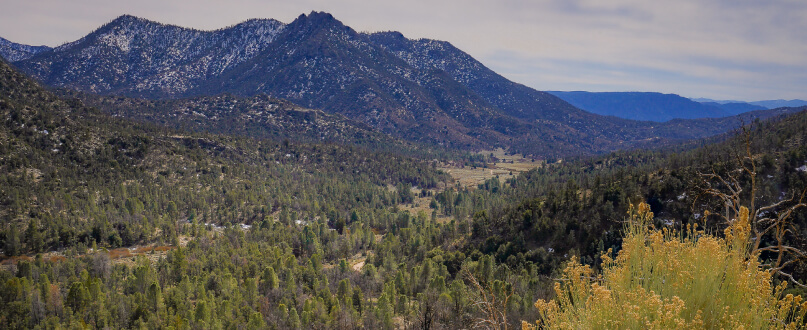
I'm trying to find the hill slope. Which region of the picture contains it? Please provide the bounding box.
[66,90,438,156]
[0,57,447,244]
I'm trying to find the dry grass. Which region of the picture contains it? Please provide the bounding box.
[0,255,32,265]
[109,248,133,259]
[111,245,176,266]
[133,246,154,254]
[349,251,372,271]
[440,166,514,189]
[153,245,174,252]
[441,148,543,189]
[178,235,192,247]
[48,255,66,262]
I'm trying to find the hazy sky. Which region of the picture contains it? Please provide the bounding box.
[1,0,805,101]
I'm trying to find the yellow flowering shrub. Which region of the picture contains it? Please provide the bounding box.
[525,203,807,329]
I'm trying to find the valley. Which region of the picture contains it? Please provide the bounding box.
[0,9,806,330]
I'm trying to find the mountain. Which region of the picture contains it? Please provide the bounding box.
[8,12,804,157]
[0,36,51,62]
[13,15,284,96]
[11,13,559,151]
[547,91,731,121]
[699,101,766,115]
[750,99,807,109]
[364,31,583,124]
[197,12,526,149]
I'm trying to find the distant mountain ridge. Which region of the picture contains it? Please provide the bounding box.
[7,12,806,157]
[691,97,807,110]
[699,102,766,116]
[547,91,732,122]
[749,99,807,109]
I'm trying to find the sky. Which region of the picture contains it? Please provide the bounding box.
[1,0,805,101]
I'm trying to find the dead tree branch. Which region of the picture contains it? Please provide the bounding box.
[692,125,807,287]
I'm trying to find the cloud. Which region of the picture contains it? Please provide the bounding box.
[0,0,804,100]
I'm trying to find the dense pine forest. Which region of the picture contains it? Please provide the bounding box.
[2,48,807,330]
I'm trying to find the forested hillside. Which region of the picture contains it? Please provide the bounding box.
[1,52,806,328]
[60,90,448,158]
[449,109,807,284]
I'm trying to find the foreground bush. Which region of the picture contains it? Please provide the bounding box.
[526,203,807,329]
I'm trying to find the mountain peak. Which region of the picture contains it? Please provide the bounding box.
[91,14,165,38]
[113,14,140,21]
[107,14,154,27]
[288,11,351,33]
[305,11,336,22]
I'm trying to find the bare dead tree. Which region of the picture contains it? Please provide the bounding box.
[463,269,514,330]
[693,126,807,287]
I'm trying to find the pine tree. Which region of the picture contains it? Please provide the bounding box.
[4,225,21,256]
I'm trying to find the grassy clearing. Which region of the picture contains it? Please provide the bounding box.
[441,148,544,189]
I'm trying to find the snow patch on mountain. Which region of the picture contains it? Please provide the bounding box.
[15,15,286,96]
[0,37,51,62]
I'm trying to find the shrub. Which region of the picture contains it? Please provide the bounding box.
[526,203,807,329]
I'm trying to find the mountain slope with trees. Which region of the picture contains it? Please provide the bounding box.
[13,15,284,96]
[0,57,447,255]
[447,107,807,285]
[10,12,801,158]
[0,37,51,62]
[61,90,443,157]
